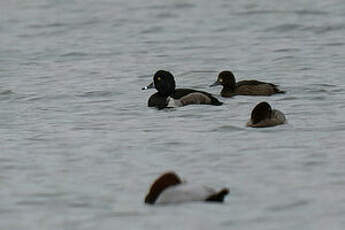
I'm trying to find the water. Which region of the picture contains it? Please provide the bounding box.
[1,0,345,229]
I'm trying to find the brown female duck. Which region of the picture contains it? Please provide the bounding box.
[210,71,285,97]
[246,101,286,128]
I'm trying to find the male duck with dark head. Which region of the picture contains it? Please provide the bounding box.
[246,101,286,128]
[210,70,285,97]
[142,70,223,109]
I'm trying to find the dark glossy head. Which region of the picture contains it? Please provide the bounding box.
[210,71,236,90]
[142,70,176,97]
[251,101,272,124]
[144,171,182,205]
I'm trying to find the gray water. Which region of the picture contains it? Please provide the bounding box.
[1,0,345,229]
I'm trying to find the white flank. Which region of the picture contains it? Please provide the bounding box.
[156,183,216,204]
[166,97,183,108]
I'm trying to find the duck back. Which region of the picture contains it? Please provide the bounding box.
[148,88,222,109]
[155,183,228,204]
[174,89,222,106]
[235,80,284,96]
[247,109,286,127]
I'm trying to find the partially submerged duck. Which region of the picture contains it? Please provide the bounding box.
[144,171,229,205]
[246,101,286,128]
[210,70,285,97]
[143,70,223,109]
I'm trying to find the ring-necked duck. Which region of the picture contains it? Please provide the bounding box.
[210,71,285,97]
[144,171,229,205]
[142,70,223,109]
[246,101,286,128]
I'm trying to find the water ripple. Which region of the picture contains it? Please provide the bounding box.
[141,26,164,34]
[60,52,88,57]
[273,55,295,61]
[77,91,114,98]
[266,199,311,212]
[306,24,345,34]
[28,22,67,29]
[273,48,300,53]
[0,89,14,95]
[323,42,345,47]
[264,23,303,32]
[211,125,246,132]
[237,10,328,16]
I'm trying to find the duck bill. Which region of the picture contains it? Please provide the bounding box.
[142,82,154,90]
[209,81,221,87]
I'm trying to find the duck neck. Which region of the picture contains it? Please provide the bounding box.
[159,88,175,97]
[221,86,235,93]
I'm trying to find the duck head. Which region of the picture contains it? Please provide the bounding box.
[210,71,236,90]
[142,70,176,97]
[145,171,182,205]
[251,101,272,124]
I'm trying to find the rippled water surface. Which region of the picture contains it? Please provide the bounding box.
[1,0,345,229]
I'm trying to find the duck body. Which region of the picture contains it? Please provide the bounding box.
[144,70,222,109]
[231,80,282,97]
[246,101,286,128]
[155,183,223,204]
[144,171,229,205]
[149,89,220,109]
[211,71,285,98]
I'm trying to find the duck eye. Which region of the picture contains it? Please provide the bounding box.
[219,78,223,83]
[157,77,161,81]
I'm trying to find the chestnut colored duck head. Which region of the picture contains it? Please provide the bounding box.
[144,171,182,205]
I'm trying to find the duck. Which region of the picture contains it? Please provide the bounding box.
[142,70,223,109]
[210,70,285,97]
[144,171,229,205]
[246,101,286,128]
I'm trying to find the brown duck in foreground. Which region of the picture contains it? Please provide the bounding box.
[144,171,229,205]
